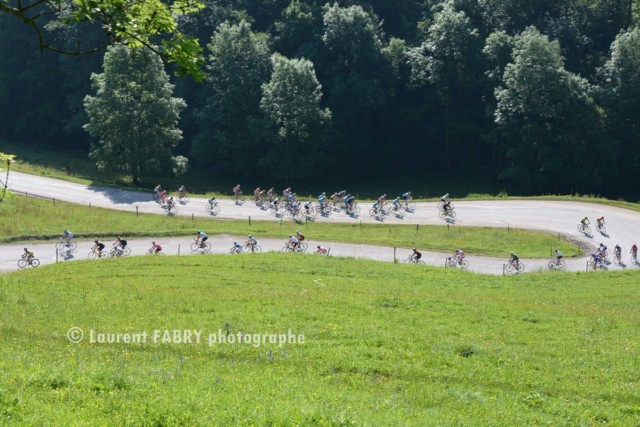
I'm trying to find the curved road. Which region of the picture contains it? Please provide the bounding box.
[3,171,640,274]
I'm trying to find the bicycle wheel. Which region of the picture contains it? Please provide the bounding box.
[516,263,525,272]
[406,200,416,210]
[190,242,199,252]
[17,259,27,269]
[203,242,212,252]
[244,245,262,253]
[123,247,131,256]
[55,241,64,250]
[459,259,469,269]
[557,259,565,269]
[369,209,378,217]
[179,194,190,203]
[31,259,40,267]
[88,251,97,259]
[350,205,361,214]
[170,205,178,214]
[548,260,557,270]
[505,262,514,273]
[281,245,291,253]
[299,242,308,251]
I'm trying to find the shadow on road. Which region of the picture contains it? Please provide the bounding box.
[87,184,152,204]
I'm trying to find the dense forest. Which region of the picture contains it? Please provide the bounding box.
[1,0,639,197]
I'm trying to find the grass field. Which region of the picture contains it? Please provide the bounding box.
[1,254,639,425]
[0,193,580,258]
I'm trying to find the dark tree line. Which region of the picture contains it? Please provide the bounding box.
[0,0,639,197]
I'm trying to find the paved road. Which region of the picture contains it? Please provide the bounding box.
[4,171,640,274]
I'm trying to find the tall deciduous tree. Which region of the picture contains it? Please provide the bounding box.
[601,27,640,194]
[494,27,611,193]
[408,0,483,171]
[192,21,271,177]
[260,54,331,181]
[83,45,186,185]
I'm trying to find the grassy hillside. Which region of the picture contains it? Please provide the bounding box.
[1,255,639,425]
[0,193,580,258]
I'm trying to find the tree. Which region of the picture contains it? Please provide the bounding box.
[408,0,484,171]
[83,45,186,185]
[494,27,611,193]
[0,0,205,79]
[600,27,640,195]
[192,21,272,177]
[260,53,331,181]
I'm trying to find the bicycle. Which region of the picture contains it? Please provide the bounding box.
[88,248,108,259]
[631,252,638,265]
[191,239,212,254]
[437,201,454,211]
[110,246,131,257]
[613,251,622,266]
[147,248,165,255]
[404,255,425,265]
[548,257,566,270]
[229,245,243,254]
[164,203,178,214]
[177,192,190,203]
[445,256,469,269]
[55,237,77,251]
[243,243,262,253]
[206,200,220,215]
[18,257,40,268]
[596,222,606,233]
[404,199,417,210]
[281,243,304,253]
[234,192,245,205]
[577,223,591,235]
[505,260,525,273]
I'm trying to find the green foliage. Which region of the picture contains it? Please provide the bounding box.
[1,255,639,424]
[260,54,332,181]
[494,27,612,193]
[192,21,272,175]
[83,45,187,184]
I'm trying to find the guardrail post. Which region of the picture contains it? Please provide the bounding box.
[178,244,180,256]
[249,216,252,226]
[393,247,397,263]
[136,206,139,217]
[503,264,506,275]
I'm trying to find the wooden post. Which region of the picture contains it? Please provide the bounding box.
[178,244,180,256]
[136,206,139,217]
[249,216,252,226]
[393,247,397,263]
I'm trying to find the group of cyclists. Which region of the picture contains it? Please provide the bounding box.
[579,216,638,270]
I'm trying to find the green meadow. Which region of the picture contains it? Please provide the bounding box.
[0,254,639,425]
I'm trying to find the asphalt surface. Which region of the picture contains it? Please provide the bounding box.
[3,171,640,274]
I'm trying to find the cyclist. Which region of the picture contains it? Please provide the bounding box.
[208,197,217,207]
[591,253,601,270]
[178,185,187,197]
[455,249,465,264]
[283,187,292,198]
[596,216,605,230]
[233,184,242,201]
[63,229,74,246]
[316,245,328,255]
[631,244,638,261]
[166,196,175,210]
[159,189,168,204]
[411,248,422,262]
[150,242,162,254]
[318,192,327,207]
[440,193,450,203]
[344,194,356,211]
[554,248,563,264]
[509,252,520,267]
[196,231,208,248]
[22,248,35,264]
[377,194,387,208]
[372,200,380,212]
[92,240,105,257]
[246,235,258,251]
[254,187,262,200]
[288,234,300,250]
[303,201,313,215]
[614,244,622,261]
[391,196,401,211]
[402,191,412,201]
[267,187,276,199]
[115,236,128,250]
[231,241,243,254]
[154,184,162,194]
[597,243,608,258]
[580,216,590,227]
[295,230,305,242]
[271,197,280,210]
[442,200,452,213]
